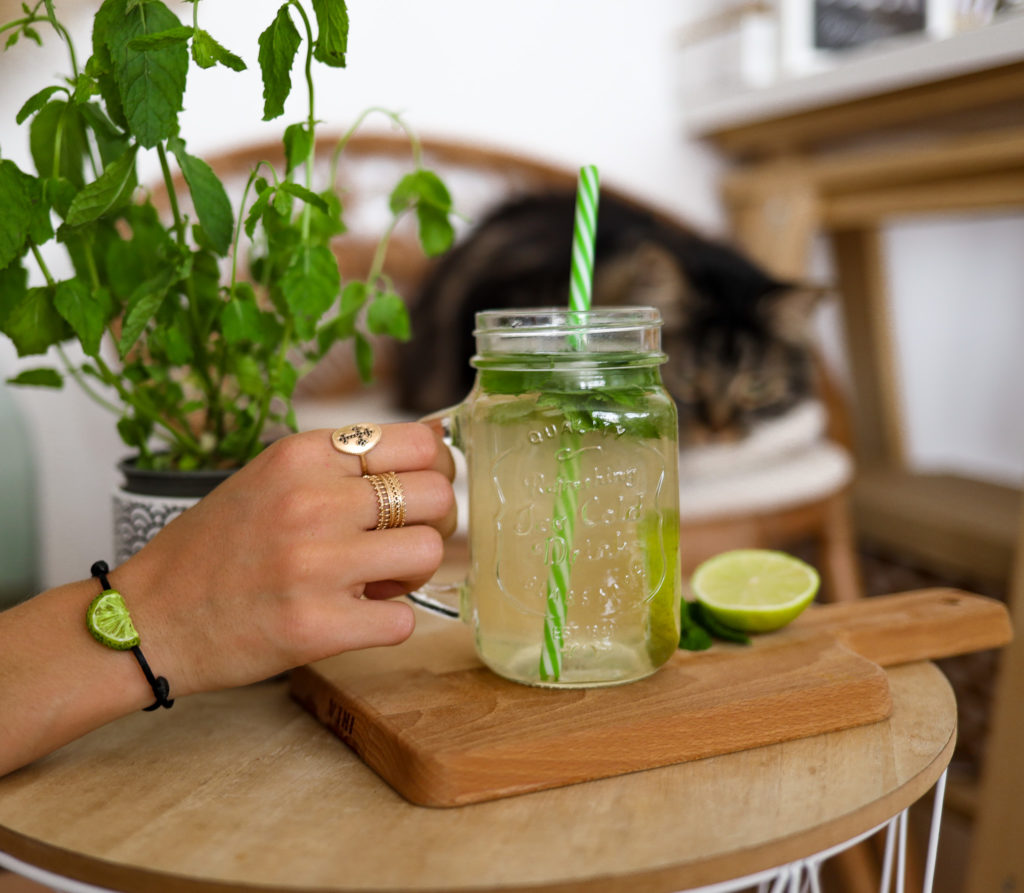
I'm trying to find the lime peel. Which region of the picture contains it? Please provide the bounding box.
[691,549,820,633]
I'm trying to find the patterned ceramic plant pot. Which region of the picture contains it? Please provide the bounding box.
[112,459,234,564]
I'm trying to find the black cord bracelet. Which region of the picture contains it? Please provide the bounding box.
[90,560,174,711]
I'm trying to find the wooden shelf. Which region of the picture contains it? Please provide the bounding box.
[684,13,1024,139]
[852,468,1021,584]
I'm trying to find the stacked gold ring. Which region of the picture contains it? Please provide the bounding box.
[363,471,407,530]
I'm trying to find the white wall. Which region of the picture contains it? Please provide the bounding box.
[0,0,724,589]
[3,1,1021,593]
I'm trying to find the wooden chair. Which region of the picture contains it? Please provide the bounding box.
[199,132,862,603]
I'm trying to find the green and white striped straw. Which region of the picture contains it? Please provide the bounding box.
[569,165,600,314]
[539,165,599,683]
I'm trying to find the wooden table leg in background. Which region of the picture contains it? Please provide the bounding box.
[966,504,1024,893]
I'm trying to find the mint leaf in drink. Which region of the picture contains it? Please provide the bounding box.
[65,144,139,226]
[310,0,348,67]
[366,291,411,340]
[54,279,114,357]
[6,368,63,388]
[258,4,301,121]
[2,286,68,356]
[280,244,340,339]
[101,0,188,148]
[167,136,233,255]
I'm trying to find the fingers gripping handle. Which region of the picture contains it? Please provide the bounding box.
[410,405,465,620]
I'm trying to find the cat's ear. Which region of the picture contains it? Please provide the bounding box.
[760,284,829,344]
[599,241,695,328]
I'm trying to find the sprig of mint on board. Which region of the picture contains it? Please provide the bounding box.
[0,0,456,470]
[679,600,750,650]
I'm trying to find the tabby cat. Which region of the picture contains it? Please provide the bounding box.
[395,192,820,444]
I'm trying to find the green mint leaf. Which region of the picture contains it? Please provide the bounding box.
[310,0,348,67]
[71,73,100,105]
[1,285,68,356]
[282,122,312,175]
[5,31,18,49]
[16,85,64,124]
[30,100,90,189]
[416,203,454,257]
[78,102,128,167]
[339,280,367,313]
[117,263,183,358]
[53,279,115,357]
[315,310,356,357]
[191,28,246,71]
[243,180,274,238]
[65,144,139,226]
[690,602,751,645]
[42,177,77,218]
[388,169,452,215]
[0,263,29,330]
[307,188,346,240]
[89,5,128,130]
[116,415,150,449]
[167,136,233,255]
[220,297,264,345]
[678,600,714,651]
[271,359,298,398]
[280,244,340,340]
[0,161,33,268]
[279,181,328,213]
[354,330,373,383]
[233,353,264,397]
[103,0,188,148]
[127,25,194,51]
[257,4,301,121]
[7,367,63,388]
[366,291,411,341]
[412,169,452,212]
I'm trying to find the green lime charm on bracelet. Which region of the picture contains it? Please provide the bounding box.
[86,561,174,711]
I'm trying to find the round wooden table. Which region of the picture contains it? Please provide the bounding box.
[0,648,956,893]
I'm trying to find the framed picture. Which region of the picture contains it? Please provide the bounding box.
[779,0,956,74]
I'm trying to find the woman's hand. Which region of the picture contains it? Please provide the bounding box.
[113,422,456,697]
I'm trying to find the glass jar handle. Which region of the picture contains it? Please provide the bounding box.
[409,405,465,621]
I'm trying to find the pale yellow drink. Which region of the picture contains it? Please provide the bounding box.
[452,326,682,688]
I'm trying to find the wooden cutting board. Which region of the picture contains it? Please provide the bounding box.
[289,588,1011,807]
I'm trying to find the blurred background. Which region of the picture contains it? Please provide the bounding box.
[1,1,1022,891]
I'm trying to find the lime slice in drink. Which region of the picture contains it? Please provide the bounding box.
[691,549,820,633]
[86,589,140,650]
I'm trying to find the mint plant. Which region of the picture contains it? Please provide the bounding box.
[0,0,455,470]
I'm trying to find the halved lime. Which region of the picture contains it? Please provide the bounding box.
[691,549,820,633]
[86,589,140,650]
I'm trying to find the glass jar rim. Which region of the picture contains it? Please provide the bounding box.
[473,306,662,337]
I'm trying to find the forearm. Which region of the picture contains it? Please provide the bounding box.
[0,579,153,777]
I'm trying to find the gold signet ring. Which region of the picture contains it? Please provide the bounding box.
[330,423,382,475]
